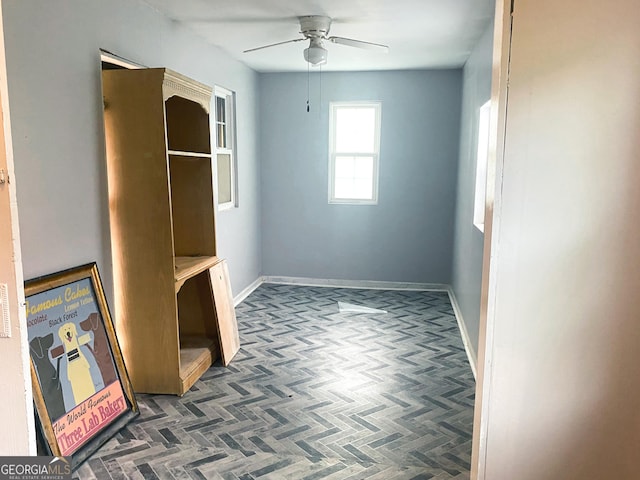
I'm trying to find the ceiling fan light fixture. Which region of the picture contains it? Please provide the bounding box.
[304,41,327,66]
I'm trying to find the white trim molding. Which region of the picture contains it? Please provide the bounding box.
[99,49,145,69]
[262,276,448,291]
[328,101,381,205]
[214,86,238,211]
[233,276,263,307]
[447,287,478,379]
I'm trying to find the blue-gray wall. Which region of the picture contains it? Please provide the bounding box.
[451,23,495,360]
[259,70,462,283]
[2,0,261,303]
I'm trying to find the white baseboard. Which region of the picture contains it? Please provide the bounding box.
[262,275,448,291]
[233,276,264,307]
[447,287,478,379]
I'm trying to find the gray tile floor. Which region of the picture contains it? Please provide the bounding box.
[74,284,475,479]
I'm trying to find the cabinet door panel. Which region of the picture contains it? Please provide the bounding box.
[210,261,239,366]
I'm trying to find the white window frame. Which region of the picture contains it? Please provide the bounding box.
[473,100,492,233]
[328,101,381,205]
[100,50,145,69]
[214,86,238,211]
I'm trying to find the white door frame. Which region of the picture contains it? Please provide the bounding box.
[0,3,36,455]
[470,0,513,478]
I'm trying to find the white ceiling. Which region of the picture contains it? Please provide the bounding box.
[142,0,495,72]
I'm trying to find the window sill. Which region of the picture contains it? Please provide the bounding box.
[329,199,378,206]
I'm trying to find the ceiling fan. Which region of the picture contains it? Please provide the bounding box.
[243,15,389,66]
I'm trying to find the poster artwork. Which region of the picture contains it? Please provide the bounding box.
[26,278,126,457]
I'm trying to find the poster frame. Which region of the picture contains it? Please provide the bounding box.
[25,262,138,469]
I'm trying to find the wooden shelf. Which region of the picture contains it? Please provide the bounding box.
[103,68,238,396]
[168,150,212,158]
[179,336,218,393]
[174,255,220,292]
[103,68,220,396]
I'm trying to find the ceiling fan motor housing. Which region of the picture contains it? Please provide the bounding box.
[299,15,332,38]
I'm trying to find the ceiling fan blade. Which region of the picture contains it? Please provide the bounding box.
[243,38,306,53]
[328,36,389,53]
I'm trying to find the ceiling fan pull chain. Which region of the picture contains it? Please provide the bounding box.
[319,64,322,118]
[307,60,310,113]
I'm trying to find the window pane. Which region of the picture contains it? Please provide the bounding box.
[335,107,376,153]
[217,153,232,204]
[334,178,353,199]
[354,157,373,179]
[353,179,373,199]
[334,156,374,200]
[335,156,373,179]
[216,96,227,148]
[335,156,355,178]
[473,100,491,231]
[216,97,226,124]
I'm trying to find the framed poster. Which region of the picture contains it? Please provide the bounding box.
[25,263,138,469]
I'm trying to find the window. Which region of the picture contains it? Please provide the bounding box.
[214,86,237,210]
[329,102,381,204]
[473,100,492,232]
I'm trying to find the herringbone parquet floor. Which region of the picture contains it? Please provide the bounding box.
[74,284,475,479]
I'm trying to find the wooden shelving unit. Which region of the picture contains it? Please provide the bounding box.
[102,68,226,395]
